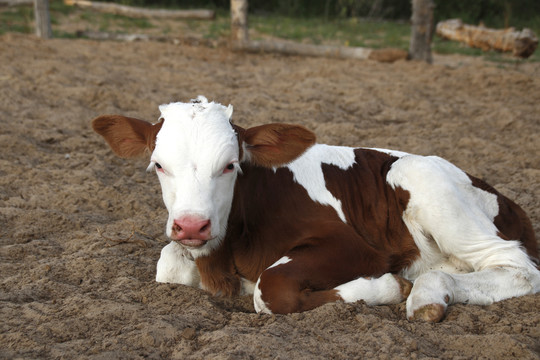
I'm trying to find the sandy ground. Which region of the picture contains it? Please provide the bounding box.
[1,33,539,359]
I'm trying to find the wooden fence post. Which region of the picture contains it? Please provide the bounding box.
[230,0,248,49]
[409,0,434,63]
[34,0,52,38]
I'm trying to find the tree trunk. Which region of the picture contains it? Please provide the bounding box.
[230,0,249,49]
[436,19,538,58]
[34,0,52,39]
[64,0,215,20]
[409,0,434,63]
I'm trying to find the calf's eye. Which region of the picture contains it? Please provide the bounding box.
[223,162,236,174]
[155,163,163,171]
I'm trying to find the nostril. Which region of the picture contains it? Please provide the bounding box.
[172,222,182,233]
[200,221,210,233]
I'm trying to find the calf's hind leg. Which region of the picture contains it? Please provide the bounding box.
[407,265,540,322]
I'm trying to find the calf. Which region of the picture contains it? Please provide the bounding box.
[92,96,540,322]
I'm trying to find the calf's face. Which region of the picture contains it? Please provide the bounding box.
[150,99,239,257]
[92,96,316,258]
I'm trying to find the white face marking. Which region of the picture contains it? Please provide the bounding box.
[151,96,239,258]
[253,256,292,314]
[286,144,356,223]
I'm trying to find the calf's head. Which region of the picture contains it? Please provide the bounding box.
[92,96,315,258]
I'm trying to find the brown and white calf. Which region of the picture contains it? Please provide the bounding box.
[93,96,540,322]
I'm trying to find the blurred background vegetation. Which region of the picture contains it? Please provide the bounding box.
[1,0,539,62]
[100,0,540,29]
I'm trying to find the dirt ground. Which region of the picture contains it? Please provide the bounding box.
[1,32,539,359]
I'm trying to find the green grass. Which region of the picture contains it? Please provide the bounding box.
[0,7,34,34]
[249,15,411,48]
[1,2,538,63]
[180,9,230,39]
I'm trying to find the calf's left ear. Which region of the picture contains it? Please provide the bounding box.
[92,115,163,158]
[241,123,316,167]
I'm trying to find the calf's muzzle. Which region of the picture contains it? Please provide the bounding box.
[172,216,211,248]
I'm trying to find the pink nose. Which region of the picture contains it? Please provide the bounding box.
[172,216,211,241]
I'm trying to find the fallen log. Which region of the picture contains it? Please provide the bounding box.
[239,40,408,63]
[64,0,215,20]
[78,29,407,63]
[77,31,163,42]
[436,19,538,58]
[77,30,223,48]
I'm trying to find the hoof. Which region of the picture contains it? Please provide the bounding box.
[393,275,413,300]
[408,303,446,322]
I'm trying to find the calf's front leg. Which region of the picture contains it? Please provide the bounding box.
[156,241,201,287]
[253,238,412,314]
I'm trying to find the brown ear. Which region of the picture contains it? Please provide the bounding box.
[92,115,163,158]
[242,123,316,167]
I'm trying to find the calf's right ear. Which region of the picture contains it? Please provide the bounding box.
[92,115,163,158]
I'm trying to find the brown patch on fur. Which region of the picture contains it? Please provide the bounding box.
[196,245,240,297]
[242,123,316,167]
[322,149,420,273]
[259,266,342,314]
[393,274,413,300]
[469,175,539,262]
[92,115,163,158]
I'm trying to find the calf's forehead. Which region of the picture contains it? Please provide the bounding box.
[153,100,238,162]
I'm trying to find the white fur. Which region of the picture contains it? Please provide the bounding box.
[335,273,404,305]
[151,96,239,259]
[156,241,201,286]
[286,144,356,222]
[253,256,292,314]
[253,277,268,314]
[386,155,536,275]
[240,278,256,295]
[364,147,409,158]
